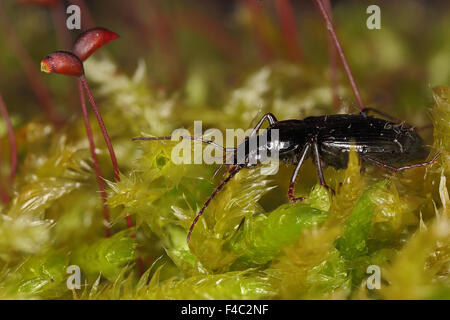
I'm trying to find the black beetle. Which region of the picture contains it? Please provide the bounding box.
[133,108,440,241]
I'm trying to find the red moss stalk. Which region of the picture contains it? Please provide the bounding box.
[313,0,365,110]
[0,94,17,181]
[243,0,274,62]
[322,0,339,110]
[274,0,303,62]
[139,0,181,87]
[0,3,62,125]
[0,186,10,203]
[79,75,120,182]
[50,0,72,48]
[78,79,111,237]
[18,0,72,48]
[176,10,240,62]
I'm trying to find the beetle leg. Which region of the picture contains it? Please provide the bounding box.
[249,113,278,138]
[360,107,401,123]
[363,152,441,172]
[312,140,336,194]
[362,108,434,133]
[288,144,311,202]
[415,124,434,132]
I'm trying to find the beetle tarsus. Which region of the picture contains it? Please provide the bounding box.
[312,140,335,194]
[287,143,310,203]
[360,107,402,123]
[288,182,306,203]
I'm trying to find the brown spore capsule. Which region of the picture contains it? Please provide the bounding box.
[41,51,84,77]
[72,27,119,61]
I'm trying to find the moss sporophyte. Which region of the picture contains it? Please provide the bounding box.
[40,28,132,236]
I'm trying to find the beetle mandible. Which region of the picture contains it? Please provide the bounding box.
[133,108,440,242]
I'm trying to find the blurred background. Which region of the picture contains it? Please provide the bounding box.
[0,0,449,125]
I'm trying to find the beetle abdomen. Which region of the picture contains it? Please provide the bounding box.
[314,115,430,169]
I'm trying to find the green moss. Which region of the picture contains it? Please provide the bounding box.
[2,251,68,299]
[72,231,137,282]
[336,180,388,260]
[144,271,276,300]
[230,187,329,267]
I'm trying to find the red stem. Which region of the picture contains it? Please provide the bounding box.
[0,145,10,203]
[243,0,274,62]
[0,93,17,180]
[79,76,134,230]
[50,1,72,49]
[141,0,182,88]
[0,3,62,125]
[0,186,10,203]
[322,0,339,110]
[175,10,240,62]
[78,79,111,237]
[313,0,365,110]
[274,0,303,62]
[79,75,120,182]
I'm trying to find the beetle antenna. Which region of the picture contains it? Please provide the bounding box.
[212,164,226,179]
[132,135,236,152]
[212,149,237,179]
[187,165,242,242]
